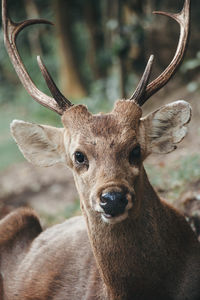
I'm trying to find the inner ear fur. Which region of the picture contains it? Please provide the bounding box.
[10,120,65,167]
[140,100,192,154]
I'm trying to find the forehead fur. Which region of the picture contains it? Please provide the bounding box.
[61,100,142,136]
[113,100,142,123]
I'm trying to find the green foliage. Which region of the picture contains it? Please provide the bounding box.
[0,0,62,171]
[0,138,24,170]
[39,198,80,227]
[0,0,56,104]
[181,51,200,93]
[145,154,200,202]
[182,52,200,73]
[62,199,80,219]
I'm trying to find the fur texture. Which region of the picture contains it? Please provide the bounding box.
[1,100,199,300]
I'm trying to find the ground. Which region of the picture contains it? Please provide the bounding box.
[0,81,199,239]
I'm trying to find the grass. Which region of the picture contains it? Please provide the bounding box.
[62,199,81,219]
[145,154,200,203]
[38,199,81,227]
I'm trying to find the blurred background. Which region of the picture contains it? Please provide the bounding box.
[0,0,199,235]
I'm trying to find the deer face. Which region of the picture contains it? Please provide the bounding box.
[11,99,191,224]
[62,101,142,223]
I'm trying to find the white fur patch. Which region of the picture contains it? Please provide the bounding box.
[101,211,129,224]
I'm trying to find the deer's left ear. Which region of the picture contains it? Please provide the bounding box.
[140,100,192,154]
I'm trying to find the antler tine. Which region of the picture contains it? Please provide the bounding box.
[129,55,154,104]
[131,0,190,106]
[37,56,73,110]
[2,0,72,115]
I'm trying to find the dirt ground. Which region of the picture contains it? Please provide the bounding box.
[0,80,200,237]
[0,162,78,226]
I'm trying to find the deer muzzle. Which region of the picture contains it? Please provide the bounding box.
[100,191,128,218]
[90,182,135,223]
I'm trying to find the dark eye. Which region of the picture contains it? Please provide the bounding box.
[74,151,86,164]
[129,145,141,164]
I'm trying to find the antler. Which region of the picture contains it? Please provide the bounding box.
[2,0,72,115]
[131,0,190,106]
[129,55,154,102]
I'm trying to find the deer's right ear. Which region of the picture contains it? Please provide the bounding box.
[10,120,65,167]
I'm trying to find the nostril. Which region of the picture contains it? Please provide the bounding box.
[100,194,109,205]
[118,193,128,204]
[100,192,128,204]
[100,192,128,216]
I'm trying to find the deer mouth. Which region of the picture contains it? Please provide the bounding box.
[102,213,112,219]
[101,210,130,224]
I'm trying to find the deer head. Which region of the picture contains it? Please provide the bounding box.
[3,0,191,224]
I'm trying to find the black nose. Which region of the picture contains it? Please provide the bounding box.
[100,191,128,217]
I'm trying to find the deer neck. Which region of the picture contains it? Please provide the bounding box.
[82,167,165,300]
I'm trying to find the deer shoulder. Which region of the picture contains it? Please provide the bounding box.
[1,213,104,300]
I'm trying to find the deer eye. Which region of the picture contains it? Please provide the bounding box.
[74,151,86,164]
[129,145,141,164]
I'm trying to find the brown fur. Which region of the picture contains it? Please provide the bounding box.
[1,100,200,300]
[0,208,42,247]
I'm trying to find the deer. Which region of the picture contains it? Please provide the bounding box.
[0,0,200,299]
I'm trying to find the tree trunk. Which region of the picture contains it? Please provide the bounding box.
[24,0,42,56]
[55,0,87,99]
[84,0,107,80]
